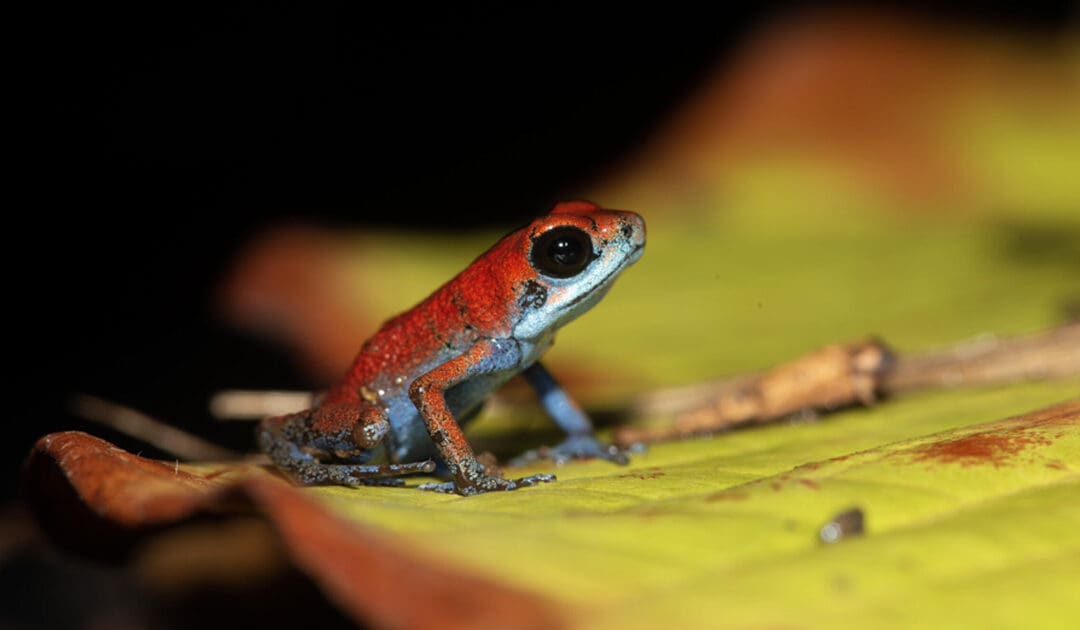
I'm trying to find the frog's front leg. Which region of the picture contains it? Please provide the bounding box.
[258,405,435,487]
[509,362,632,466]
[409,338,556,496]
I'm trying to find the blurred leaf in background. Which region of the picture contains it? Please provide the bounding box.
[221,9,1079,402]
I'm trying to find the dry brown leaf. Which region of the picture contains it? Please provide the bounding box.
[24,432,563,630]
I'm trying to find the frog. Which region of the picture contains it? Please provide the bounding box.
[257,200,646,496]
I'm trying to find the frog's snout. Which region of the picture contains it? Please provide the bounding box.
[618,212,646,250]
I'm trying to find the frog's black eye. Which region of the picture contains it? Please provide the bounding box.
[531,227,595,278]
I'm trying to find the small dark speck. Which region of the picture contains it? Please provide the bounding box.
[757,301,763,309]
[819,507,865,544]
[1061,295,1080,322]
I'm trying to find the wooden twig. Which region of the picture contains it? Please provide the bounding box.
[203,325,1079,449]
[69,394,241,461]
[615,323,1080,445]
[208,389,312,420]
[880,324,1080,392]
[616,339,893,444]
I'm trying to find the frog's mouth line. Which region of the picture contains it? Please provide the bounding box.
[564,243,644,308]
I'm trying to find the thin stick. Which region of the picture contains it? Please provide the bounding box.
[208,389,312,420]
[69,394,241,461]
[617,323,1080,445]
[881,323,1080,393]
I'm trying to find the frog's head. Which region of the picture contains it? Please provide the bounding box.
[511,200,645,339]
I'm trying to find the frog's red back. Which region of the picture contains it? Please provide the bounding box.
[322,219,537,404]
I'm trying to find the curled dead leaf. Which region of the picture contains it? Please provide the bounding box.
[23,432,563,630]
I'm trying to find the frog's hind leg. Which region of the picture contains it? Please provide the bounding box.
[257,409,435,487]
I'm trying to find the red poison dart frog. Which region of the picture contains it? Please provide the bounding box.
[258,201,645,496]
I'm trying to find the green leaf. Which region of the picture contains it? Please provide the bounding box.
[297,68,1080,625]
[310,386,1079,628]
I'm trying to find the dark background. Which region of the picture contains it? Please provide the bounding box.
[10,1,1077,500]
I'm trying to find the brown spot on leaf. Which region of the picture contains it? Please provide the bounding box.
[704,491,749,503]
[560,509,596,518]
[908,427,1053,468]
[618,468,666,480]
[902,399,1078,468]
[634,507,672,520]
[1000,400,1080,429]
[798,478,819,490]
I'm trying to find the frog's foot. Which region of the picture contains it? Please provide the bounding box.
[259,411,437,487]
[509,434,635,467]
[417,473,556,496]
[287,460,436,487]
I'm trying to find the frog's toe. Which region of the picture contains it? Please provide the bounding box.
[315,464,399,487]
[463,472,556,495]
[509,435,632,467]
[415,481,451,493]
[292,462,438,487]
[419,473,556,496]
[513,473,557,487]
[345,476,407,488]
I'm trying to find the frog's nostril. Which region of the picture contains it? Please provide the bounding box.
[627,216,645,244]
[617,213,645,240]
